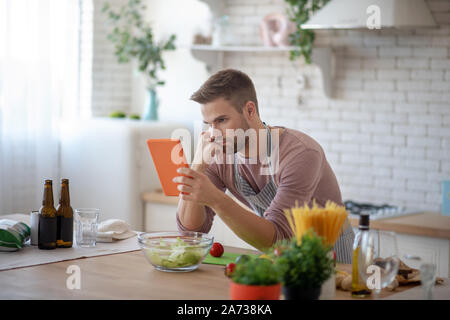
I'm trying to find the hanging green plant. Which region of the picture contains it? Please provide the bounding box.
[284,0,330,64]
[102,0,176,89]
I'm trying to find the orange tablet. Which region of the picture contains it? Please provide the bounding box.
[147,139,189,196]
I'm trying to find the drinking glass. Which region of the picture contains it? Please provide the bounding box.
[75,208,99,247]
[357,230,400,299]
[420,263,437,300]
[403,255,437,300]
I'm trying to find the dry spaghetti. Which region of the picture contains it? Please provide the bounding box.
[284,200,348,247]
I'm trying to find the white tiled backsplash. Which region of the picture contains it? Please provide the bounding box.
[89,0,450,212]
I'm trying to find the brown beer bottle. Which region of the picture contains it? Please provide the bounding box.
[56,179,73,248]
[38,179,57,250]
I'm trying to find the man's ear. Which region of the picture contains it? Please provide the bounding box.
[243,101,257,119]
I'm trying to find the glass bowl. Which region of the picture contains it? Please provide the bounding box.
[137,231,214,272]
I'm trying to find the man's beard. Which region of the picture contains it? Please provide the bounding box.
[221,119,250,155]
[222,136,249,154]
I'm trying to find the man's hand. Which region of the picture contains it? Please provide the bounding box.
[173,167,223,208]
[175,130,223,231]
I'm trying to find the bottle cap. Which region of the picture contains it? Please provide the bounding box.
[61,178,69,184]
[44,179,52,184]
[359,214,370,228]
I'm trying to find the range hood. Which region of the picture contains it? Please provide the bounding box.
[301,0,437,29]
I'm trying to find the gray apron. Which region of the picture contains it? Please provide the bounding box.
[233,124,354,264]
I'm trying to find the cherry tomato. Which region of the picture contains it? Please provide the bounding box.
[210,242,224,257]
[225,262,236,277]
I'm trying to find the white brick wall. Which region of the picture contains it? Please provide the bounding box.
[89,0,132,117]
[79,0,94,118]
[218,0,450,211]
[87,0,450,212]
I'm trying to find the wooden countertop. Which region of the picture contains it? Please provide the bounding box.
[2,247,448,300]
[349,212,450,240]
[142,190,179,205]
[143,191,450,240]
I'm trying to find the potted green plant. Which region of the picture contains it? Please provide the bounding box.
[102,0,176,121]
[284,0,330,64]
[272,230,334,300]
[229,256,282,300]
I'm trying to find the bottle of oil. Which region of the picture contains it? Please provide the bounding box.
[56,179,73,248]
[351,214,372,297]
[38,179,57,250]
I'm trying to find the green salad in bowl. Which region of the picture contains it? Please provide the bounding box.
[138,231,213,272]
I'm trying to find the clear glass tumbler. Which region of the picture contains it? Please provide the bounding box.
[420,263,437,300]
[75,208,99,247]
[358,230,400,299]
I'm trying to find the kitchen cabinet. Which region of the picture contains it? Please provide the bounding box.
[350,213,450,278]
[59,118,190,230]
[394,233,449,278]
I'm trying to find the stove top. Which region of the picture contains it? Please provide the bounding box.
[344,200,415,220]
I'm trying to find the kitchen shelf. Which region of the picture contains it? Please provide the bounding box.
[194,0,336,98]
[190,45,335,98]
[190,44,298,52]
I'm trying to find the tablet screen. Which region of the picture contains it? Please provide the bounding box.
[147,139,189,196]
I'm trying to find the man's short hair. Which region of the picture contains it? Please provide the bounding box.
[190,69,259,114]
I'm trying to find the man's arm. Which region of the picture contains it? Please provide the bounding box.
[175,167,276,251]
[263,149,324,242]
[175,148,326,250]
[212,194,276,250]
[216,149,325,248]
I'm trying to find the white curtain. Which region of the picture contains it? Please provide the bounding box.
[0,0,80,214]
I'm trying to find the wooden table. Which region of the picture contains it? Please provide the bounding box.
[2,246,448,300]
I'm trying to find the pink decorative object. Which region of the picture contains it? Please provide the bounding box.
[259,13,296,47]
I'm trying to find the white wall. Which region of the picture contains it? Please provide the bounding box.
[90,0,450,212]
[130,0,211,123]
[90,0,210,122]
[91,0,133,117]
[218,0,450,212]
